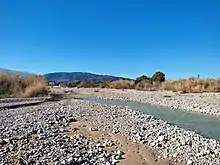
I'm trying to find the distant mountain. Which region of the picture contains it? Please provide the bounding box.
[0,68,33,77]
[44,72,124,83]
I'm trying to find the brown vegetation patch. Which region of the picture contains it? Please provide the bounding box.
[0,73,48,98]
[162,78,220,93]
[109,79,135,89]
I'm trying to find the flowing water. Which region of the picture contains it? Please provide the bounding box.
[84,98,220,141]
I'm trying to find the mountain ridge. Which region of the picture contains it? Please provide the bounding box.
[0,68,126,82]
[44,72,124,83]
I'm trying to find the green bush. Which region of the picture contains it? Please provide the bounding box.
[151,71,165,83]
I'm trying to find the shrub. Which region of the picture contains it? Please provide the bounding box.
[134,79,154,90]
[151,71,166,83]
[162,78,220,93]
[109,79,135,89]
[0,73,48,98]
[99,82,109,88]
[22,81,48,97]
[135,75,150,83]
[76,82,99,88]
[0,73,21,97]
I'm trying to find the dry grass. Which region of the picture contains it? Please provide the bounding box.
[107,78,220,93]
[134,79,156,91]
[109,79,135,89]
[162,78,220,93]
[109,79,160,91]
[0,73,48,98]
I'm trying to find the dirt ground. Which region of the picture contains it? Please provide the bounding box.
[67,119,185,165]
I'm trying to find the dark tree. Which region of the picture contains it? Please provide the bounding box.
[151,71,165,83]
[135,75,150,83]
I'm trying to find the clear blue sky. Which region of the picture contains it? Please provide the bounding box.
[0,0,219,79]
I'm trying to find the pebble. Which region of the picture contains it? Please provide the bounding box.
[89,127,98,131]
[187,160,193,165]
[67,156,73,163]
[158,136,164,142]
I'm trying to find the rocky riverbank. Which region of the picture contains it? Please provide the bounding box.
[1,98,220,165]
[82,88,220,117]
[0,99,169,165]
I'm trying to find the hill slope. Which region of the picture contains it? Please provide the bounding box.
[44,72,123,83]
[0,68,33,77]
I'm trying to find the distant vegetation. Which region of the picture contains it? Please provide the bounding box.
[53,71,165,90]
[109,79,135,89]
[107,72,164,90]
[2,69,219,97]
[151,72,165,83]
[53,71,220,93]
[162,78,220,93]
[0,73,48,98]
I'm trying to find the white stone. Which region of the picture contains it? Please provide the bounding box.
[187,160,193,165]
[158,136,164,142]
[67,157,73,163]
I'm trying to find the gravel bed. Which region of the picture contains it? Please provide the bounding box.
[71,100,220,165]
[0,102,122,165]
[0,97,48,104]
[0,97,56,109]
[1,99,220,164]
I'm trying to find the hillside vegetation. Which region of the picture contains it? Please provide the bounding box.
[44,72,123,83]
[57,71,220,93]
[0,73,48,98]
[109,74,220,93]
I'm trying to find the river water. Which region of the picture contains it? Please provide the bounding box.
[84,98,220,141]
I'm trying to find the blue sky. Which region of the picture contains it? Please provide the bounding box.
[0,0,219,79]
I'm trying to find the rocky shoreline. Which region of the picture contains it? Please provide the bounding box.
[75,100,220,165]
[1,96,220,164]
[85,88,220,117]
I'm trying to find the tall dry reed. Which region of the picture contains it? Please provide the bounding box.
[162,78,220,93]
[0,73,48,98]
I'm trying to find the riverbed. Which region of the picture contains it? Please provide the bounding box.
[85,97,220,141]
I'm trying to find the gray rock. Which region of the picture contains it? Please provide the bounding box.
[89,127,98,131]
[67,156,74,164]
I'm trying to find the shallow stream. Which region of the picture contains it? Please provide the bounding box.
[84,98,220,141]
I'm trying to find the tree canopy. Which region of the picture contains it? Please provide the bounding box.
[151,71,166,83]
